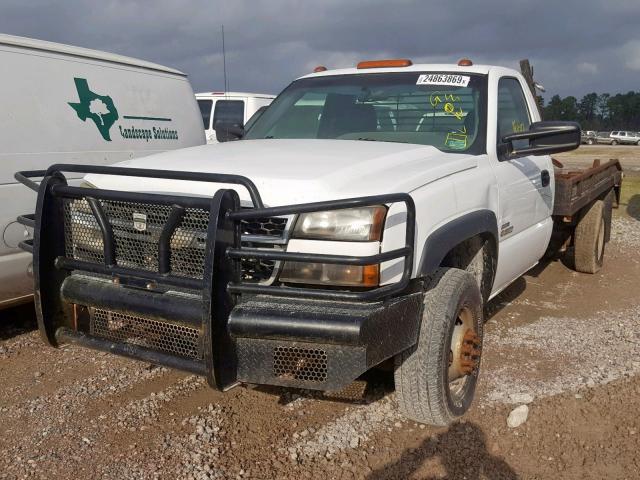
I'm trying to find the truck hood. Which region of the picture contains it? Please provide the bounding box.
[86,139,478,206]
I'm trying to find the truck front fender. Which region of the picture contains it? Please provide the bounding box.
[418,210,498,277]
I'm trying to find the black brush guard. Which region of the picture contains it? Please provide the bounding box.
[16,164,421,391]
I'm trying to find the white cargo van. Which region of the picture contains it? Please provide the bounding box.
[0,34,205,308]
[196,92,274,143]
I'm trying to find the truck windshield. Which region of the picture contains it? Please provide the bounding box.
[244,72,487,154]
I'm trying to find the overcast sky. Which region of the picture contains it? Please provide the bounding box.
[1,0,639,101]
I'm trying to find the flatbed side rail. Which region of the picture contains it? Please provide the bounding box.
[553,159,623,217]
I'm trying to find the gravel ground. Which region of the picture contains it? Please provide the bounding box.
[1,216,639,479]
[483,306,640,404]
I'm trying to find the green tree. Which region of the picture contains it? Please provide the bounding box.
[578,93,599,128]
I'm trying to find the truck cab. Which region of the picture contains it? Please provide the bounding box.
[19,59,619,427]
[196,92,275,144]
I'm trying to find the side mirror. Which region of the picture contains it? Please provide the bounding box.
[499,121,581,161]
[215,123,244,143]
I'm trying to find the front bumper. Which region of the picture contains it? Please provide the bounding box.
[16,164,418,391]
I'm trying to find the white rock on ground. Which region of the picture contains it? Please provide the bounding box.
[507,405,529,428]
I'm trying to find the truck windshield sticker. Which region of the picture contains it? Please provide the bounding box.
[68,77,179,142]
[417,74,470,87]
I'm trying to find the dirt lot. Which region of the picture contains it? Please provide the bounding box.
[555,144,640,174]
[1,146,639,479]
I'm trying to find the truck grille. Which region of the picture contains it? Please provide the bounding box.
[63,198,288,283]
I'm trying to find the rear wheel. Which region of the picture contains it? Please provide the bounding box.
[394,268,483,426]
[587,138,595,145]
[574,200,605,273]
[636,140,640,146]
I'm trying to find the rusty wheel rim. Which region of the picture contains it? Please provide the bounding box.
[448,306,481,393]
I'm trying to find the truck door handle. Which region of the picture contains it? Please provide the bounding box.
[541,170,550,187]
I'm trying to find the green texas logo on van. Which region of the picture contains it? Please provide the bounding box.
[68,78,179,142]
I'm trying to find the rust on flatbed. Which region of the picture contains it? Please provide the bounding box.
[553,158,623,217]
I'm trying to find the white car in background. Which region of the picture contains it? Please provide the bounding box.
[610,131,640,145]
[196,92,274,143]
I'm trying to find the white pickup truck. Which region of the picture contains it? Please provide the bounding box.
[17,59,622,426]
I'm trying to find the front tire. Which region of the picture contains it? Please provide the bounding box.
[611,140,618,145]
[394,268,483,426]
[587,138,595,145]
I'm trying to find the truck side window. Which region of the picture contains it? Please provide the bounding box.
[197,99,213,129]
[497,78,531,149]
[213,100,245,127]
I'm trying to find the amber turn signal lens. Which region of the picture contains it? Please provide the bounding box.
[357,59,413,69]
[362,264,380,287]
[458,58,473,66]
[313,65,327,72]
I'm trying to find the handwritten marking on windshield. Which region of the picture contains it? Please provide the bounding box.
[445,126,468,150]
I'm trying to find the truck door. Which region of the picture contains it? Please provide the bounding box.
[490,76,554,291]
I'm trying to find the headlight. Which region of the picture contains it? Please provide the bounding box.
[280,206,386,287]
[292,206,386,241]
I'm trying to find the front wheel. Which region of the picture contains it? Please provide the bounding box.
[394,268,483,426]
[611,140,618,145]
[587,138,595,145]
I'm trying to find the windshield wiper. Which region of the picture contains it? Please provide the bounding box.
[356,137,409,144]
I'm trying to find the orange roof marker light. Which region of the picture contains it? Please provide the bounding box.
[458,58,473,66]
[357,59,413,69]
[313,65,327,72]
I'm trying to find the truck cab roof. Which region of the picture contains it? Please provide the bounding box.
[298,62,516,80]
